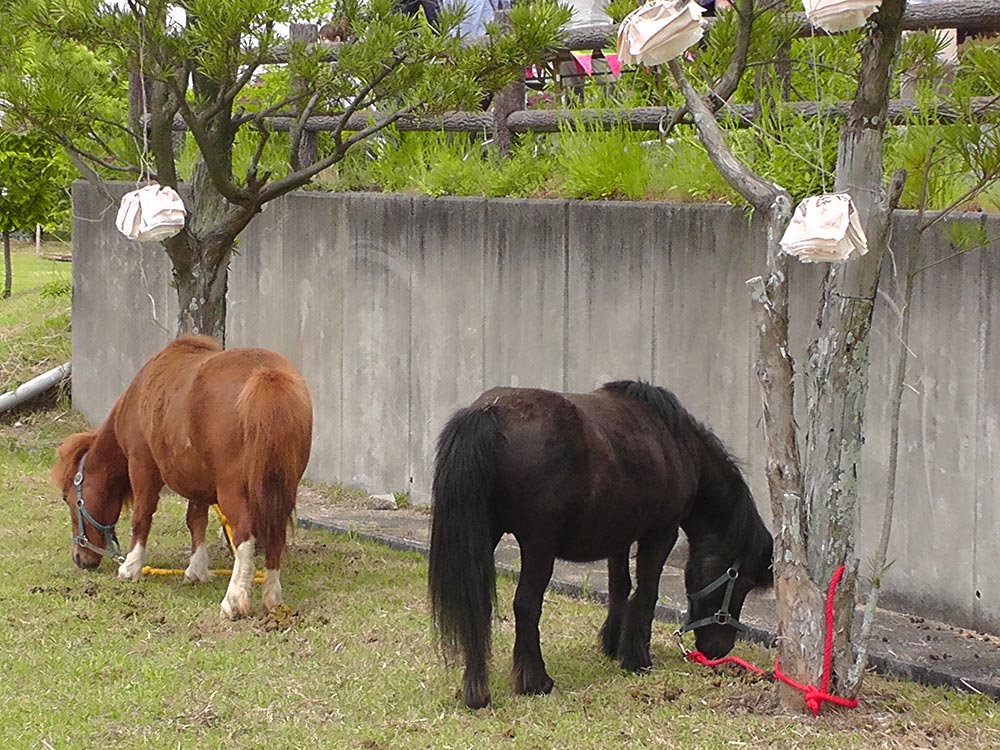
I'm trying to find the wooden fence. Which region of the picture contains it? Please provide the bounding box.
[152,2,1000,159]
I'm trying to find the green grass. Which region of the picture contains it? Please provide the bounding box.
[0,241,72,392]
[2,413,1000,749]
[2,239,999,749]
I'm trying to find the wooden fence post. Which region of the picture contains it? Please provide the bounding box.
[290,22,319,169]
[493,11,526,157]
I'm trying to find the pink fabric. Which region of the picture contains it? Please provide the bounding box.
[605,54,622,77]
[572,52,594,76]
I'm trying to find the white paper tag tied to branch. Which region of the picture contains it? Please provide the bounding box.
[115,183,187,242]
[779,193,869,263]
[617,0,707,67]
[803,0,882,33]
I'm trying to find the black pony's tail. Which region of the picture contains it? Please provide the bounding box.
[428,404,503,708]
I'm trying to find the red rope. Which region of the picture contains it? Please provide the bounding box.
[686,651,767,675]
[686,564,859,717]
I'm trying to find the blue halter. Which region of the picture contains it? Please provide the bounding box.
[71,453,125,564]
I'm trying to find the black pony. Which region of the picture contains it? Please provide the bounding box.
[428,380,773,708]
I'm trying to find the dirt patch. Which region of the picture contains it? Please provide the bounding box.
[298,482,430,515]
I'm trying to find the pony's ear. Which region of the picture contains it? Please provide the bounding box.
[51,432,97,492]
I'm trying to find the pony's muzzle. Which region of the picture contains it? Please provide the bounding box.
[694,625,737,660]
[72,546,101,570]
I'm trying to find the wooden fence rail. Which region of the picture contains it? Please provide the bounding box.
[174,97,1000,134]
[152,4,1000,160]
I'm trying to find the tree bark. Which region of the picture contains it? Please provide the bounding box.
[2,230,11,299]
[671,0,910,711]
[290,23,319,170]
[173,238,232,339]
[801,0,907,698]
[170,159,239,339]
[746,202,815,710]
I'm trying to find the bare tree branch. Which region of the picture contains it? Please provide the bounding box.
[342,107,413,150]
[147,77,181,189]
[201,20,277,129]
[712,0,757,107]
[91,116,142,143]
[59,138,115,205]
[846,166,909,690]
[168,78,249,204]
[245,125,272,190]
[234,91,312,127]
[330,54,408,149]
[256,106,413,205]
[66,142,148,178]
[289,92,322,172]
[919,164,1000,233]
[667,58,785,212]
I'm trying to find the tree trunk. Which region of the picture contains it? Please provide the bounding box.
[797,0,907,699]
[169,159,236,339]
[746,199,817,709]
[173,240,232,339]
[2,230,11,299]
[670,4,909,707]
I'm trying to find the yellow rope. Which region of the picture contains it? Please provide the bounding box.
[213,503,237,556]
[140,566,266,584]
[141,504,265,584]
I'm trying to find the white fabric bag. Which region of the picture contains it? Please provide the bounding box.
[115,183,187,242]
[803,0,882,33]
[617,0,706,67]
[779,193,869,263]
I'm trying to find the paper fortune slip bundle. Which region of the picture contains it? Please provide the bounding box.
[617,0,707,67]
[115,183,187,242]
[779,193,870,263]
[803,0,882,33]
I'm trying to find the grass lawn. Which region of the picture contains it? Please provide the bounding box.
[0,241,72,392]
[2,243,999,749]
[2,411,999,750]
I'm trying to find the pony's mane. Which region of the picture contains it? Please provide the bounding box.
[50,431,97,491]
[603,379,691,434]
[170,334,222,353]
[604,379,773,586]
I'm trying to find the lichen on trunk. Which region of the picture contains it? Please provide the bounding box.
[173,243,232,339]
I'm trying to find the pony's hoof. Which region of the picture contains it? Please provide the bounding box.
[219,593,251,620]
[619,651,653,674]
[463,686,491,710]
[524,675,555,696]
[184,546,211,583]
[599,623,621,658]
[117,562,144,582]
[513,669,554,697]
[184,567,212,584]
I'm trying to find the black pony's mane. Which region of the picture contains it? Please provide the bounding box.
[603,380,773,586]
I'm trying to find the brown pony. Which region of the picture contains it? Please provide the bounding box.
[51,335,313,619]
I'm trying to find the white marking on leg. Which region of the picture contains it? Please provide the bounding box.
[117,542,146,581]
[184,543,211,583]
[262,569,283,612]
[220,538,255,620]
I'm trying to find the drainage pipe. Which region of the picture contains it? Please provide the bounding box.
[0,362,71,414]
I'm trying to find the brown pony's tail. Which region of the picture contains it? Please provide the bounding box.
[235,367,313,555]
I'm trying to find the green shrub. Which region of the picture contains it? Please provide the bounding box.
[556,121,648,200]
[39,277,72,300]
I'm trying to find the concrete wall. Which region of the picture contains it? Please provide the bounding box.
[72,183,1000,634]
